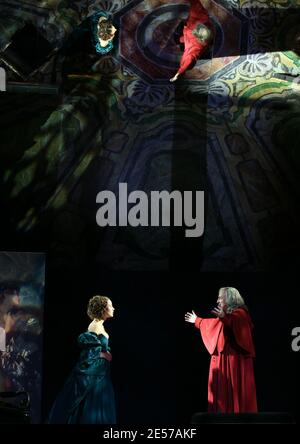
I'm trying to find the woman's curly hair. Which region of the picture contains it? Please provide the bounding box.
[97,18,114,41]
[87,295,109,320]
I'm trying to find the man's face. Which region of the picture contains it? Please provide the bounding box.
[217,292,226,309]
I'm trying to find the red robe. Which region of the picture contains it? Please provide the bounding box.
[178,0,213,75]
[195,308,258,413]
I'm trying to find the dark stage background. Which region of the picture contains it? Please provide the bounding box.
[43,270,300,424]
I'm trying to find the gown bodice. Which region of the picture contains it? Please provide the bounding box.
[75,331,111,375]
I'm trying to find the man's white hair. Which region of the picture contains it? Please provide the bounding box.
[219,287,246,313]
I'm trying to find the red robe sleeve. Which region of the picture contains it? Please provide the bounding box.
[221,308,256,357]
[194,316,223,355]
[177,41,206,74]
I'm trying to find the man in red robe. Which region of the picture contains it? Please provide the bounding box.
[170,0,214,82]
[185,287,257,413]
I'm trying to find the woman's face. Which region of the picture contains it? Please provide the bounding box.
[10,294,20,306]
[104,299,115,319]
[0,292,20,311]
[108,25,117,41]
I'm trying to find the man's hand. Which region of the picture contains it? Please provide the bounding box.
[211,307,225,318]
[185,310,197,323]
[170,72,180,82]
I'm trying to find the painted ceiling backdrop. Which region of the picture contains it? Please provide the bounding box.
[0,0,300,271]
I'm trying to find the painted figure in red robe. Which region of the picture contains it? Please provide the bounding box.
[185,287,257,413]
[170,0,214,82]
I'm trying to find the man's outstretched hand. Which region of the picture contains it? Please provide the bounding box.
[185,310,197,323]
[170,73,180,82]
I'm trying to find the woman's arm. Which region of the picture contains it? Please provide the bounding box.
[100,351,112,361]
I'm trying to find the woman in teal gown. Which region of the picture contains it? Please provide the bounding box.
[61,11,117,57]
[90,11,117,55]
[48,296,116,424]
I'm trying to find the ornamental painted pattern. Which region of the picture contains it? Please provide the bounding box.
[0,0,299,271]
